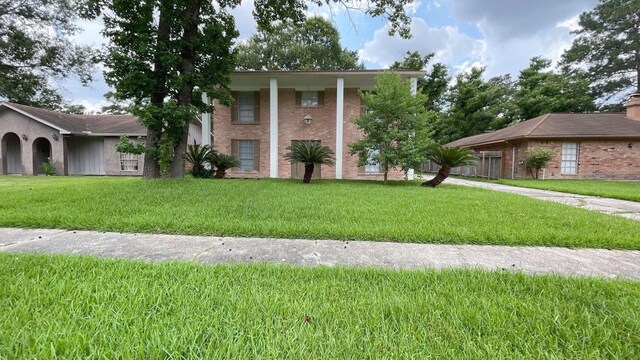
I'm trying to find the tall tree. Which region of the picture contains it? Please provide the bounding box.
[236,17,363,70]
[516,57,595,120]
[434,67,516,144]
[561,0,640,107]
[85,0,413,178]
[349,72,432,184]
[390,51,450,112]
[0,0,96,109]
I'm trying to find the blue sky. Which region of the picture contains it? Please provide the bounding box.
[64,0,597,112]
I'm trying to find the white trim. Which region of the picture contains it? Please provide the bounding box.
[335,78,344,179]
[410,77,418,96]
[269,78,279,178]
[65,133,147,137]
[201,93,211,146]
[2,103,71,134]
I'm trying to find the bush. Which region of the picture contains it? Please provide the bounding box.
[41,159,56,176]
[209,153,239,179]
[185,143,214,178]
[525,147,554,179]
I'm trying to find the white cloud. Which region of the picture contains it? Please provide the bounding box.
[359,18,484,69]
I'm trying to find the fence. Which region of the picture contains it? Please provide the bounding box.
[421,151,503,179]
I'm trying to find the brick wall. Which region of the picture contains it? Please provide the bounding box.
[213,87,405,180]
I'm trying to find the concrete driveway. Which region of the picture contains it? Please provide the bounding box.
[2,228,639,279]
[447,178,640,221]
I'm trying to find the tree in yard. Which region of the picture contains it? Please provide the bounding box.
[525,147,554,179]
[0,0,96,109]
[561,0,640,108]
[433,67,517,144]
[236,17,363,71]
[84,0,414,179]
[185,142,214,178]
[284,141,335,184]
[209,153,239,179]
[349,72,433,184]
[421,144,476,188]
[516,57,595,120]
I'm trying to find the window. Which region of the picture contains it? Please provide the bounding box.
[561,142,578,175]
[119,153,139,171]
[238,91,255,123]
[232,140,260,172]
[301,91,318,107]
[365,149,380,173]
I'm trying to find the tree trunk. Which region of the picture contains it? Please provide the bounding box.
[142,8,172,179]
[303,164,314,184]
[168,0,202,178]
[421,165,451,187]
[383,171,388,185]
[214,168,226,179]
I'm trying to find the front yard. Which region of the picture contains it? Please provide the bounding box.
[1,176,639,249]
[486,179,640,202]
[1,253,638,358]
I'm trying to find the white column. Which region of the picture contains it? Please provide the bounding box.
[335,78,344,179]
[201,92,211,146]
[269,78,279,178]
[407,77,418,180]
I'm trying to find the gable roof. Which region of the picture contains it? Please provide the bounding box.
[448,112,640,147]
[0,102,146,136]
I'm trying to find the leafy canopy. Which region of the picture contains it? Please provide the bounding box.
[236,17,363,71]
[425,144,476,168]
[284,141,336,166]
[390,51,450,113]
[349,72,433,183]
[0,0,96,109]
[561,0,640,107]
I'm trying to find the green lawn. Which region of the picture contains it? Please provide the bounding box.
[1,176,640,249]
[485,178,640,202]
[1,253,638,358]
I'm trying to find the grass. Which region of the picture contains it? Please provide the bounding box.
[1,176,640,249]
[480,178,640,202]
[1,253,639,358]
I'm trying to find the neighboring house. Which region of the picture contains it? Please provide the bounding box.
[210,70,423,180]
[447,94,640,180]
[0,103,201,176]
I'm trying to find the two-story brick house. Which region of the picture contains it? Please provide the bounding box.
[207,70,423,180]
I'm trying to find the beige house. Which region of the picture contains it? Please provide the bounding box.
[0,103,150,176]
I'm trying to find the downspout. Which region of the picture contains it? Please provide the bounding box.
[505,140,516,179]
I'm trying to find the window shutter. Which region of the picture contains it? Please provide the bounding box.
[231,140,239,169]
[231,92,238,123]
[253,141,260,172]
[295,91,301,106]
[253,91,260,123]
[317,91,324,106]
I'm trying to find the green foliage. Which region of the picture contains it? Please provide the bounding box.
[236,17,363,70]
[1,177,640,248]
[425,144,476,168]
[0,0,96,109]
[516,57,596,119]
[525,147,554,179]
[561,0,640,106]
[349,72,433,183]
[115,135,146,155]
[185,142,214,178]
[390,51,450,113]
[209,153,239,179]
[434,68,517,144]
[284,141,336,166]
[40,160,56,176]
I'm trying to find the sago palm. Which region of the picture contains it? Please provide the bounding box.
[284,141,335,184]
[421,144,476,187]
[185,142,214,178]
[209,153,239,179]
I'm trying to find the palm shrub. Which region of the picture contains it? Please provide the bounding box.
[284,141,335,184]
[209,153,239,179]
[185,142,213,178]
[422,144,476,187]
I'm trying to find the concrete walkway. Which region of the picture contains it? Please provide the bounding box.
[447,178,640,221]
[1,228,639,279]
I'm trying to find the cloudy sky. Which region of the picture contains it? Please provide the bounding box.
[64,0,597,112]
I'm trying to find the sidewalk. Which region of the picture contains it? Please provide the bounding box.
[1,228,639,279]
[447,178,640,221]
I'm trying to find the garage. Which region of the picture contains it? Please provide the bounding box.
[66,137,105,175]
